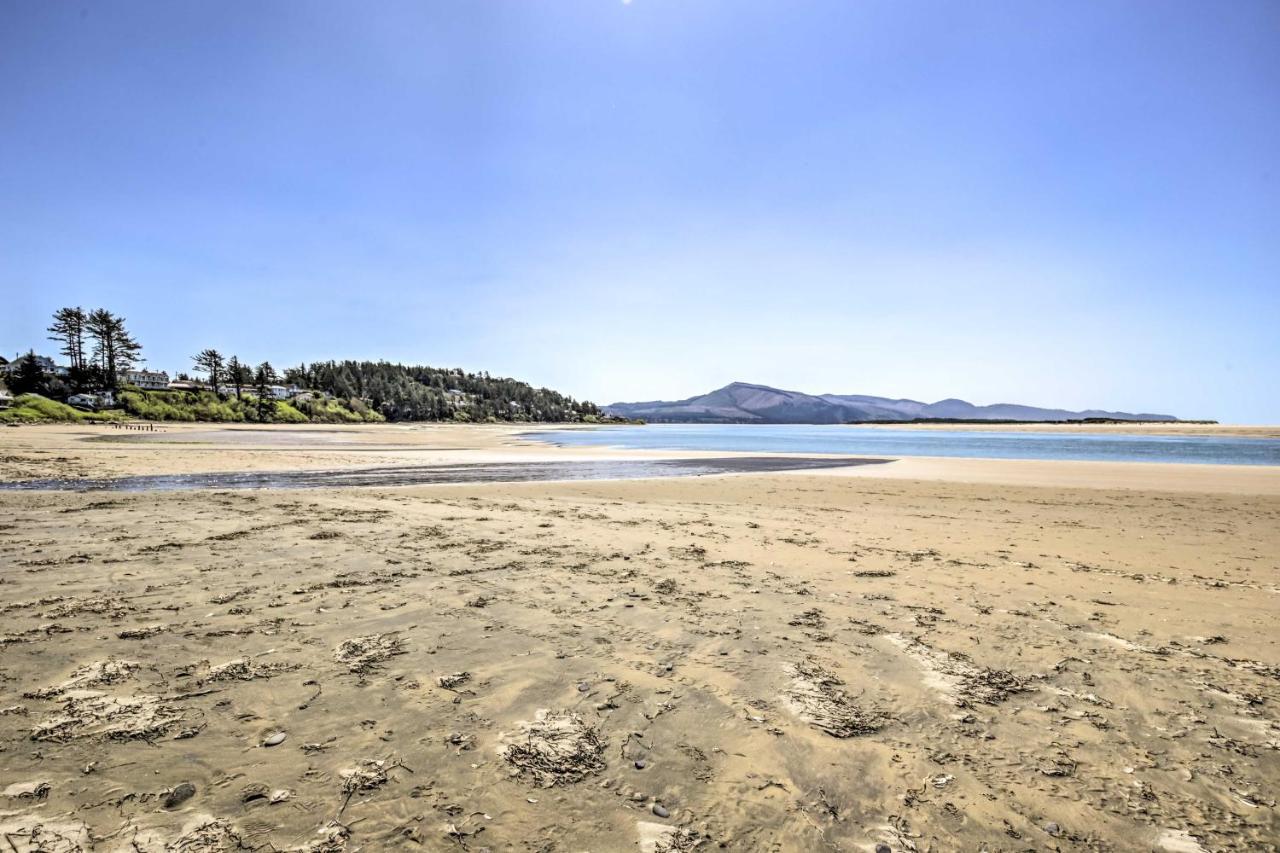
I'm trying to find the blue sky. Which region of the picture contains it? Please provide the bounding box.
[3,1,1277,421]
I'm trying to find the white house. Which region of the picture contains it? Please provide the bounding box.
[68,393,107,410]
[122,369,170,390]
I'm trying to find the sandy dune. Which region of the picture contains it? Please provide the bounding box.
[0,423,1277,851]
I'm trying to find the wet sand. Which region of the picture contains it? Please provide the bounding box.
[1,423,1278,851]
[0,456,889,493]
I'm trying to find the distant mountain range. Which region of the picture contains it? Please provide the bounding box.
[604,382,1178,424]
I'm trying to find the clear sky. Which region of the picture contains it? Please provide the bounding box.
[3,1,1277,421]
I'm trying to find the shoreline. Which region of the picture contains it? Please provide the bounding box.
[2,422,1278,495]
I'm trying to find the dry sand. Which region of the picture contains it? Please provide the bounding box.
[1,422,1278,851]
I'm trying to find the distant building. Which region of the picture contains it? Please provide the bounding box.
[68,391,112,410]
[2,354,57,376]
[167,380,205,391]
[67,393,100,410]
[268,384,301,400]
[122,369,170,390]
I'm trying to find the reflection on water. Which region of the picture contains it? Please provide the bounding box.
[0,456,889,493]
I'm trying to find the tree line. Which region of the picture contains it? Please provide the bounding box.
[191,349,278,421]
[284,361,601,422]
[12,306,607,424]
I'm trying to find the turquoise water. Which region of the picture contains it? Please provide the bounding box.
[527,424,1280,466]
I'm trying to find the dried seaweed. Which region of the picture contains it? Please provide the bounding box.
[655,828,704,853]
[31,693,186,743]
[788,608,826,628]
[786,660,887,738]
[23,659,139,699]
[437,671,472,690]
[200,657,300,684]
[334,633,406,674]
[502,710,607,787]
[166,818,252,852]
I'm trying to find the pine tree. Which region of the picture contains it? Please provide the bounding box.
[254,362,276,422]
[85,309,142,389]
[9,351,48,396]
[226,356,249,400]
[192,349,225,396]
[47,307,87,371]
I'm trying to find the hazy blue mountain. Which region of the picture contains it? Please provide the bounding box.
[605,382,1178,423]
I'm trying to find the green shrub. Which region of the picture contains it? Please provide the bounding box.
[3,388,388,425]
[272,402,309,424]
[291,396,360,423]
[0,394,115,423]
[289,395,384,423]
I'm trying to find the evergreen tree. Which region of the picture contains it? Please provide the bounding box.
[47,307,87,371]
[253,362,276,422]
[192,349,225,396]
[9,351,48,396]
[226,356,249,400]
[85,309,142,389]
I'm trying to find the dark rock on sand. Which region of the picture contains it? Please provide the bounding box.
[241,783,269,803]
[163,782,196,809]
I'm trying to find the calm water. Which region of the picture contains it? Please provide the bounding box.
[0,456,887,492]
[527,424,1280,466]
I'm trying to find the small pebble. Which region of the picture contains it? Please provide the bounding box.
[263,732,287,747]
[577,682,590,692]
[875,845,892,853]
[634,759,647,770]
[1044,822,1061,837]
[652,804,670,818]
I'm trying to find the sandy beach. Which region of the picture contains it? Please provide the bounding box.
[1,423,1278,851]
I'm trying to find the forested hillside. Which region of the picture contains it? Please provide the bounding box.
[283,361,602,422]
